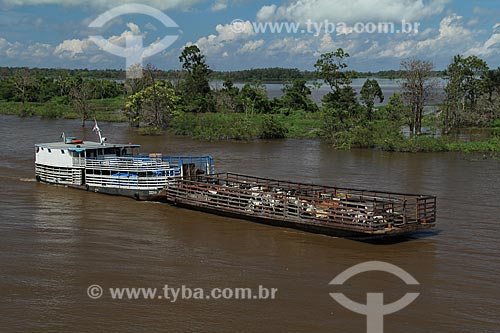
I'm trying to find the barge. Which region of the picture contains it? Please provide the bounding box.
[35,125,436,239]
[158,173,436,239]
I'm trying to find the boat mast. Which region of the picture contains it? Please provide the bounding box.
[92,119,106,145]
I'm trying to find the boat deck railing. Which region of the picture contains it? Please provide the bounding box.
[73,156,171,172]
[85,169,181,191]
[163,173,437,232]
[73,155,214,174]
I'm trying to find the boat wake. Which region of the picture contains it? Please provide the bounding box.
[19,178,37,182]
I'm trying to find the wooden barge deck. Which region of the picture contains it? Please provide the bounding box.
[158,173,437,239]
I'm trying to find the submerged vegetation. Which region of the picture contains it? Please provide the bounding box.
[0,46,499,153]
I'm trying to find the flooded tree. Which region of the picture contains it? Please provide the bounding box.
[69,78,95,127]
[281,79,318,113]
[400,58,438,135]
[315,48,362,146]
[214,79,240,113]
[237,82,271,115]
[360,79,384,120]
[443,55,490,132]
[314,48,351,93]
[125,81,179,129]
[179,45,213,113]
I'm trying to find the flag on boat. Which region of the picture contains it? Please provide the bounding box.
[92,119,100,132]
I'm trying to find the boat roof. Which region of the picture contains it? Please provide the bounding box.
[35,141,141,150]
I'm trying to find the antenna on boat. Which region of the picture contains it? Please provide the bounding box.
[92,119,107,145]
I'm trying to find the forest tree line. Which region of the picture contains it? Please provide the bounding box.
[0,47,499,149]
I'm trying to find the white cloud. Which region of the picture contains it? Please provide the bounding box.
[237,39,264,54]
[0,38,8,50]
[210,0,227,12]
[257,0,451,23]
[185,20,256,56]
[186,35,225,56]
[317,33,335,53]
[377,14,474,59]
[4,41,23,58]
[466,24,500,58]
[52,23,156,65]
[267,37,313,55]
[27,43,52,58]
[215,21,256,41]
[54,39,90,58]
[256,5,277,22]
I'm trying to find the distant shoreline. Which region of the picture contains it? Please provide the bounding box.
[0,66,444,83]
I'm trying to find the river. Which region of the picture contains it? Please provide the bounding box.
[0,115,498,332]
[221,78,446,106]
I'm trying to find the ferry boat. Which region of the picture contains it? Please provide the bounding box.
[35,122,214,200]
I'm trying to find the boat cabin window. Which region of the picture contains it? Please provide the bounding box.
[48,149,51,153]
[61,150,65,154]
[36,147,39,153]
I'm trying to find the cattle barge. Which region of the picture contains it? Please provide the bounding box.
[158,173,436,239]
[35,125,436,239]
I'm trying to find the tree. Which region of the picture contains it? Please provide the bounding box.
[314,48,351,94]
[237,82,271,115]
[484,68,500,101]
[314,49,359,113]
[222,79,239,96]
[281,79,318,113]
[11,69,35,110]
[214,79,240,113]
[384,93,406,124]
[443,55,490,132]
[400,58,438,135]
[179,45,213,112]
[125,81,179,129]
[259,115,287,139]
[91,79,123,99]
[56,72,74,97]
[123,65,151,97]
[360,79,384,120]
[315,49,362,145]
[69,78,95,127]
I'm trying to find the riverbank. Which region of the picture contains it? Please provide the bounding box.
[0,97,127,122]
[1,99,499,154]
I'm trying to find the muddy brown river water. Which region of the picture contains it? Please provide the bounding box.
[0,115,499,332]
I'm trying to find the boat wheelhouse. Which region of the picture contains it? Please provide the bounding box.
[35,136,214,200]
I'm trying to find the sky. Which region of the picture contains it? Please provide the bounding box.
[0,0,499,72]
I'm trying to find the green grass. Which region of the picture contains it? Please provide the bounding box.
[170,110,322,141]
[279,110,322,138]
[447,137,500,153]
